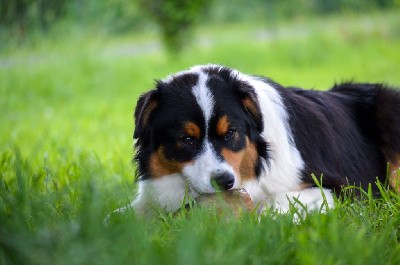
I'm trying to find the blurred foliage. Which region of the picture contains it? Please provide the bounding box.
[206,0,399,22]
[1,0,399,51]
[0,0,147,34]
[138,0,212,52]
[0,0,68,33]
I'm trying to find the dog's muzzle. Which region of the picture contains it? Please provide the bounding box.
[211,172,235,190]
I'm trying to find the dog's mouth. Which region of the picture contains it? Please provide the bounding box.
[185,175,237,198]
[187,182,233,199]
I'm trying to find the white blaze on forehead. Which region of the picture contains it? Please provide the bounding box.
[191,72,214,126]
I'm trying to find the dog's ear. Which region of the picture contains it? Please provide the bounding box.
[237,83,263,132]
[134,89,158,143]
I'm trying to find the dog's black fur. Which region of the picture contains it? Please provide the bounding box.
[276,82,400,194]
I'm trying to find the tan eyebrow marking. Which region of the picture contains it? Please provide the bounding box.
[216,115,230,136]
[184,122,201,138]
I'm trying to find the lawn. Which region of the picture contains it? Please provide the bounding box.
[1,11,400,264]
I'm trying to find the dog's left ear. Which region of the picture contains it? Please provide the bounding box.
[134,89,158,144]
[237,83,264,132]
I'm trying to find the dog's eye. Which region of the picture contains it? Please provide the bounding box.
[179,136,196,147]
[224,130,236,142]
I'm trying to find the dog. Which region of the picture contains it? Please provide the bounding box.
[127,64,400,216]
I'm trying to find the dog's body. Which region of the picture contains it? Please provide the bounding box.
[129,65,400,215]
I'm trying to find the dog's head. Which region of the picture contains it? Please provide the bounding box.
[134,65,268,196]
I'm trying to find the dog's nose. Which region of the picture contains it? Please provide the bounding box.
[212,172,235,190]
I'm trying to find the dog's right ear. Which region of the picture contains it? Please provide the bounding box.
[134,89,158,143]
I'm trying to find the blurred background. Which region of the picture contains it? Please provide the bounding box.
[1,0,400,51]
[1,0,400,167]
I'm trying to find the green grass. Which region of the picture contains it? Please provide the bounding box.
[1,11,400,264]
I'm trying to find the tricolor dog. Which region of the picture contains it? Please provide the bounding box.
[127,64,400,216]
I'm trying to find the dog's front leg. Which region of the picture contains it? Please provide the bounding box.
[128,174,188,215]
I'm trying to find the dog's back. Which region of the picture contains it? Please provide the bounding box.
[277,82,400,194]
